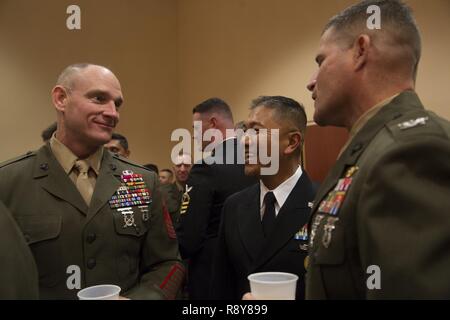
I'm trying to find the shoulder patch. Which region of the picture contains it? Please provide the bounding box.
[0,151,36,169]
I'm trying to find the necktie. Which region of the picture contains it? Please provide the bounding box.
[75,159,93,205]
[262,192,276,237]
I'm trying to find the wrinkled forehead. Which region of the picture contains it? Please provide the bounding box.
[246,106,280,129]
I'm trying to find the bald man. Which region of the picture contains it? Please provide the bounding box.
[0,63,184,299]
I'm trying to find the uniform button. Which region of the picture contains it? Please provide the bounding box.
[40,163,49,171]
[24,234,31,243]
[86,233,96,244]
[87,258,96,269]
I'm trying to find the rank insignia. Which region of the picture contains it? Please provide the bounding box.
[109,170,152,210]
[180,185,193,215]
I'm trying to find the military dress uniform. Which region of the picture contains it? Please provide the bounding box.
[0,141,184,300]
[306,91,450,299]
[0,200,39,299]
[176,137,256,299]
[211,168,315,300]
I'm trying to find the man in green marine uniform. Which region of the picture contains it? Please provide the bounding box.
[305,0,450,299]
[0,200,39,299]
[0,63,184,299]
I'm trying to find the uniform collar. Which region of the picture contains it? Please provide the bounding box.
[338,93,400,158]
[49,134,103,175]
[259,165,303,212]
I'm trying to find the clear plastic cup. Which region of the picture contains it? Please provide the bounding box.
[77,284,121,300]
[248,272,298,300]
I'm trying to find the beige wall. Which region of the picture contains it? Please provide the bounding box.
[1,0,449,168]
[0,0,178,167]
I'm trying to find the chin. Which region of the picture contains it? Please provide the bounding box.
[244,164,260,177]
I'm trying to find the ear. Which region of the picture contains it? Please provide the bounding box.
[52,86,69,112]
[353,34,371,71]
[209,116,218,129]
[283,131,302,156]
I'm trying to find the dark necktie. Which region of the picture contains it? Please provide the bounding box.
[262,192,276,237]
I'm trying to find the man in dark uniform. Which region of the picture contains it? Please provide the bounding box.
[176,98,256,299]
[306,0,450,299]
[211,96,315,300]
[0,200,39,299]
[0,63,184,299]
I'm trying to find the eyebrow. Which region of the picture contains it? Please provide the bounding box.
[86,90,123,107]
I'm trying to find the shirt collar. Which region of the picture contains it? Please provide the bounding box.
[50,133,103,175]
[260,165,303,210]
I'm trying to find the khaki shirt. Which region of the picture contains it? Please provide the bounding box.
[338,93,400,158]
[50,134,103,194]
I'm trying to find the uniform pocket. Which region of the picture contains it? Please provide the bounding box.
[112,207,149,237]
[15,214,63,288]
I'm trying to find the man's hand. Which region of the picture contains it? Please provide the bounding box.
[242,292,255,300]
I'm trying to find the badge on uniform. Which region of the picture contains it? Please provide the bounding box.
[321,216,339,248]
[294,224,309,251]
[180,185,193,215]
[317,166,359,216]
[109,170,153,228]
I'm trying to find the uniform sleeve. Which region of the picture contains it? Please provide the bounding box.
[125,172,185,300]
[358,136,450,299]
[210,198,237,299]
[176,163,214,258]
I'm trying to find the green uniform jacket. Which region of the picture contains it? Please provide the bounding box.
[306,91,450,299]
[0,200,39,299]
[0,145,184,300]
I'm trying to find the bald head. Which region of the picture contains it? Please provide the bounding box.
[56,63,118,91]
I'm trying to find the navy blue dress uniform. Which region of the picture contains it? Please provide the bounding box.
[0,200,39,299]
[0,144,184,299]
[306,91,450,299]
[176,137,256,299]
[210,170,315,300]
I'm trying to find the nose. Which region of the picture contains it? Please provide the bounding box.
[103,102,120,125]
[307,72,317,92]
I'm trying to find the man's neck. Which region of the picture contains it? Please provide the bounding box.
[55,132,99,159]
[260,160,299,190]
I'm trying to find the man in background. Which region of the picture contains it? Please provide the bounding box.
[176,97,256,299]
[105,132,130,158]
[159,169,174,185]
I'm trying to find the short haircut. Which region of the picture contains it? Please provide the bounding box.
[111,132,129,151]
[192,97,233,122]
[251,96,307,138]
[41,122,57,142]
[56,63,104,90]
[144,163,159,174]
[161,169,173,176]
[324,0,421,79]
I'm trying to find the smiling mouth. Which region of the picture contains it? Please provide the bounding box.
[94,121,115,129]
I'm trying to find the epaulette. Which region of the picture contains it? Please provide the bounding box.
[386,111,447,140]
[111,153,155,173]
[0,151,36,169]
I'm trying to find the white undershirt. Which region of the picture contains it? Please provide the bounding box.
[259,165,303,220]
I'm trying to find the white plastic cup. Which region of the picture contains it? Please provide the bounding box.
[248,272,298,300]
[77,284,121,300]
